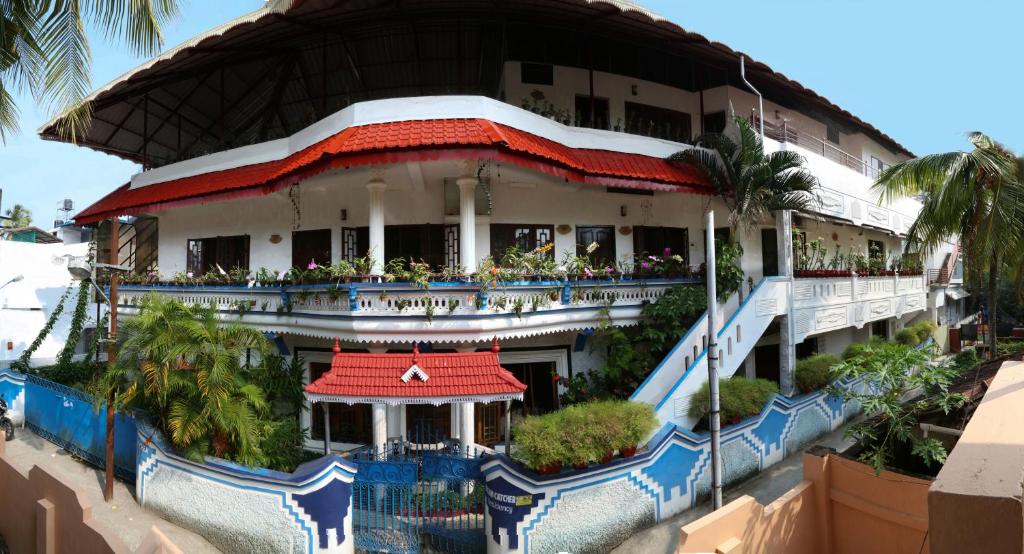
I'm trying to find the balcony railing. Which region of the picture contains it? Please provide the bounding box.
[116,277,700,321]
[753,111,881,179]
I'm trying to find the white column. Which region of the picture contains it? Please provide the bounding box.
[777,209,796,396]
[371,404,387,456]
[450,404,461,441]
[459,401,475,452]
[367,179,386,274]
[457,175,478,273]
[322,402,331,455]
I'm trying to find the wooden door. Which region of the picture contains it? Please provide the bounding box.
[576,226,616,267]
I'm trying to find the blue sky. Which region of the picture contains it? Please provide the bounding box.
[1,0,1020,227]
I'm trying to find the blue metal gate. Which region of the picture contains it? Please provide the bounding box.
[352,429,486,553]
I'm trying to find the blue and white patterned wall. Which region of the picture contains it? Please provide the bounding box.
[0,369,25,425]
[136,422,358,554]
[482,380,859,554]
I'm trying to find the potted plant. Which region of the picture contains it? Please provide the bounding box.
[617,401,657,457]
[512,415,566,474]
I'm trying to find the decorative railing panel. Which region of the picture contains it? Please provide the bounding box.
[792,274,927,342]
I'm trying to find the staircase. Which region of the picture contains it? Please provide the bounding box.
[630,277,788,429]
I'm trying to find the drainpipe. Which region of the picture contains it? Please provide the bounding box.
[740,56,764,142]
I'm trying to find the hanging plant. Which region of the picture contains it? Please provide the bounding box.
[13,285,73,372]
[55,280,91,370]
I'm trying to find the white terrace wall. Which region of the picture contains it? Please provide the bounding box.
[136,422,357,554]
[482,381,862,554]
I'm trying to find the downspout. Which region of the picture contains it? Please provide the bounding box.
[739,56,764,142]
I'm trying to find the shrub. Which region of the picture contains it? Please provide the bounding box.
[795,353,841,393]
[511,400,656,471]
[842,337,887,360]
[895,328,921,346]
[912,320,937,343]
[688,377,779,423]
[950,349,980,374]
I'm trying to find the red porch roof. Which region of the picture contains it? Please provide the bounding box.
[74,118,711,224]
[304,340,527,406]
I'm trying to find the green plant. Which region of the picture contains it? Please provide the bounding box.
[827,343,965,473]
[911,320,937,343]
[842,336,887,360]
[670,116,820,235]
[895,328,921,346]
[795,353,841,393]
[688,377,779,423]
[13,285,73,372]
[637,285,706,354]
[511,414,567,470]
[55,280,91,370]
[714,241,745,300]
[950,349,980,374]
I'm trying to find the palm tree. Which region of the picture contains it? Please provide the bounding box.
[113,294,272,465]
[1,204,32,228]
[669,116,820,235]
[873,133,1024,359]
[1,1,179,141]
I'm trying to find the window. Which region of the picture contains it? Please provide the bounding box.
[868,239,886,261]
[385,225,447,268]
[633,226,688,265]
[826,123,841,145]
[186,235,249,275]
[871,156,888,175]
[341,227,369,263]
[520,62,553,86]
[761,228,779,277]
[576,226,616,267]
[703,111,727,134]
[292,229,331,269]
[574,95,610,130]
[490,224,555,261]
[625,101,691,143]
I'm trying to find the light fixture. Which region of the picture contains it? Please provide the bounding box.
[67,260,128,305]
[631,84,638,96]
[0,275,23,290]
[620,205,627,217]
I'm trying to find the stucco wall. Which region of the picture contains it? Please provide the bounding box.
[929,361,1024,554]
[136,422,357,554]
[676,450,931,554]
[482,379,860,553]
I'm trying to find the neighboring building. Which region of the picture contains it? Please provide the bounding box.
[46,0,961,447]
[1,226,62,244]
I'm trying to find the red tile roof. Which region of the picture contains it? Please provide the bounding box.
[304,341,527,405]
[75,118,711,224]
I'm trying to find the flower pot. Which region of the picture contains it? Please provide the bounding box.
[536,463,561,475]
[599,451,615,464]
[572,462,589,471]
[620,446,638,458]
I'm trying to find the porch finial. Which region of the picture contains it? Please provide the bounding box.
[491,336,500,353]
[333,338,341,354]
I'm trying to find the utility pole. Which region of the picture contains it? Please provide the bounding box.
[104,217,119,502]
[705,210,723,509]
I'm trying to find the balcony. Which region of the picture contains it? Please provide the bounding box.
[116,277,700,343]
[791,273,928,341]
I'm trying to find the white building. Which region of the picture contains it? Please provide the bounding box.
[45,0,965,448]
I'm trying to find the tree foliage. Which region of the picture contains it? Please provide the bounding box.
[827,343,966,474]
[670,116,820,235]
[1,203,32,227]
[1,0,179,140]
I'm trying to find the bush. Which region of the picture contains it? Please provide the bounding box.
[795,353,841,393]
[912,320,937,343]
[996,340,1024,359]
[512,400,657,471]
[895,328,921,346]
[950,349,980,374]
[688,377,779,423]
[842,337,887,360]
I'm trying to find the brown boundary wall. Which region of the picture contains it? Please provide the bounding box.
[677,447,932,554]
[0,439,181,554]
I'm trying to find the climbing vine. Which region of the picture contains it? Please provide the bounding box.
[85,310,110,364]
[12,285,73,372]
[55,280,92,369]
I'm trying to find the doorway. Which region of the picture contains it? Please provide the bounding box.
[576,226,616,267]
[753,344,781,384]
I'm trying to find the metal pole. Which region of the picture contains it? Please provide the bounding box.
[739,56,764,143]
[323,402,331,455]
[705,210,723,510]
[504,400,511,454]
[104,217,119,502]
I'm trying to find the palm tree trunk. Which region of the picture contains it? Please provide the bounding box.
[988,252,999,360]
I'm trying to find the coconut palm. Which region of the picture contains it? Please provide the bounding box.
[1,203,32,228]
[1,1,179,141]
[113,294,272,465]
[873,132,1024,358]
[669,116,820,235]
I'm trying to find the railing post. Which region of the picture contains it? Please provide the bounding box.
[349,285,359,312]
[561,281,572,305]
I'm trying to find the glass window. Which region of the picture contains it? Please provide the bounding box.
[868,239,886,260]
[490,224,554,261]
[625,101,691,143]
[574,95,610,130]
[186,235,249,275]
[292,229,331,269]
[633,226,688,264]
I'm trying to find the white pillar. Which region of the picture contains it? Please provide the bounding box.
[371,404,387,456]
[322,402,331,455]
[450,404,461,441]
[777,209,797,396]
[459,401,475,452]
[457,175,478,273]
[367,179,386,274]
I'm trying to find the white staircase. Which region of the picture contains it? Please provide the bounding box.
[630,277,788,429]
